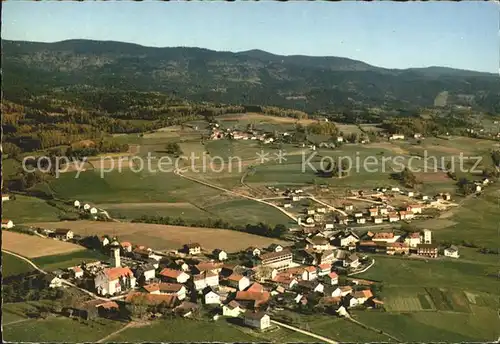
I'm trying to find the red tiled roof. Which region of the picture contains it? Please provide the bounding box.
[121,242,132,247]
[318,263,331,270]
[97,301,119,310]
[235,291,270,305]
[353,289,373,299]
[320,296,342,305]
[247,283,265,293]
[103,267,134,281]
[196,262,223,272]
[125,292,178,307]
[304,266,316,273]
[227,273,246,282]
[327,272,338,279]
[373,232,394,239]
[159,268,184,279]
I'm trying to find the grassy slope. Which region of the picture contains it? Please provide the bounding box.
[32,250,109,271]
[2,195,63,223]
[2,252,35,277]
[3,317,125,343]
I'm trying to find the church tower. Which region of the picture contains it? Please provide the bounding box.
[110,239,121,268]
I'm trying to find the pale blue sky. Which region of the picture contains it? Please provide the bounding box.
[2,1,499,73]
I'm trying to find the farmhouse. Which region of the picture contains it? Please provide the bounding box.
[203,287,221,305]
[244,311,271,330]
[184,243,202,255]
[223,300,243,317]
[142,283,187,300]
[373,216,383,224]
[352,289,373,305]
[417,244,439,258]
[386,242,410,255]
[389,134,405,140]
[94,267,136,296]
[44,274,63,288]
[1,194,11,202]
[120,242,132,253]
[54,228,74,241]
[356,217,367,224]
[317,263,332,276]
[225,274,250,291]
[268,244,284,252]
[325,271,339,285]
[337,232,360,247]
[388,212,399,222]
[159,268,190,284]
[304,235,331,251]
[259,249,293,271]
[194,261,224,275]
[212,249,228,261]
[301,266,318,281]
[444,245,460,258]
[69,266,84,279]
[368,208,378,217]
[193,272,219,291]
[345,254,361,269]
[331,286,353,297]
[406,204,423,214]
[404,232,422,248]
[1,219,14,229]
[247,247,261,257]
[372,232,400,243]
[344,203,354,211]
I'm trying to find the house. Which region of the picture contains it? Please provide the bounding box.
[298,280,324,293]
[406,204,423,214]
[193,272,219,291]
[120,242,132,253]
[386,242,410,255]
[244,311,271,330]
[294,249,318,266]
[305,235,331,251]
[1,219,14,229]
[54,228,74,241]
[307,209,316,215]
[94,267,136,296]
[344,203,354,211]
[136,264,156,282]
[317,207,326,214]
[404,232,422,248]
[318,249,336,265]
[444,245,460,258]
[272,274,298,290]
[325,272,339,285]
[372,232,400,243]
[69,266,84,279]
[338,232,360,247]
[159,268,190,284]
[100,237,110,247]
[353,289,373,304]
[337,215,349,225]
[247,282,265,293]
[213,249,228,261]
[356,217,366,224]
[268,244,284,253]
[417,244,439,258]
[247,247,261,257]
[388,213,399,222]
[184,243,202,255]
[354,212,363,218]
[225,274,250,291]
[223,300,243,317]
[373,216,383,224]
[301,266,318,281]
[407,191,415,197]
[143,283,187,300]
[399,210,415,220]
[67,300,120,320]
[331,286,353,297]
[125,292,178,309]
[194,261,224,275]
[234,291,271,309]
[44,274,63,288]
[319,296,342,307]
[1,194,11,202]
[292,195,300,202]
[259,249,293,271]
[345,254,361,269]
[336,136,344,143]
[317,263,332,276]
[368,208,378,217]
[132,247,153,260]
[203,287,221,305]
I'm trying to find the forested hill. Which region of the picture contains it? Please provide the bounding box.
[2,39,500,113]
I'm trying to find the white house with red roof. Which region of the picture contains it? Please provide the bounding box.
[325,272,339,285]
[2,219,14,229]
[225,274,250,291]
[406,204,423,214]
[317,263,332,276]
[301,266,317,281]
[159,268,190,284]
[69,266,84,279]
[193,272,219,291]
[94,267,136,296]
[120,242,133,253]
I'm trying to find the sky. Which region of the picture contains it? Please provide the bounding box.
[2,1,499,73]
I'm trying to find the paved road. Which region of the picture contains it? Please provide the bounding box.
[271,319,339,344]
[2,249,110,302]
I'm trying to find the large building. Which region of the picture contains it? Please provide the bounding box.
[417,244,438,258]
[258,249,293,271]
[94,267,136,296]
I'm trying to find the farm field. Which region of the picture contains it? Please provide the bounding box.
[99,202,213,221]
[3,316,125,343]
[106,317,314,343]
[2,251,35,277]
[2,195,63,223]
[351,310,495,342]
[2,231,85,258]
[26,220,288,252]
[357,255,499,294]
[32,250,110,271]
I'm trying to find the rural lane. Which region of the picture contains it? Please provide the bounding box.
[2,249,110,302]
[173,169,299,222]
[270,319,339,344]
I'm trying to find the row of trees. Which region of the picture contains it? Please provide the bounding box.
[131,216,287,238]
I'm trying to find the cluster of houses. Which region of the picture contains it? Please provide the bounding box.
[209,124,275,144]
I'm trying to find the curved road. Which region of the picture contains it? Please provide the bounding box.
[2,249,109,302]
[271,319,338,344]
